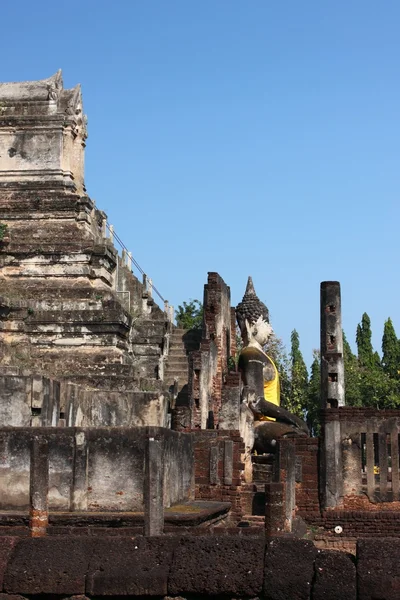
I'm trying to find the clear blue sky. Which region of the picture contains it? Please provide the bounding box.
[2,1,399,365]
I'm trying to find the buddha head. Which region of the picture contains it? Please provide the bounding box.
[236,276,273,347]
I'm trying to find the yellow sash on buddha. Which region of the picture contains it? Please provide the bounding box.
[258,357,280,421]
[264,356,280,406]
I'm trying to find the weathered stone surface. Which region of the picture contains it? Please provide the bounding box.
[87,536,178,596]
[357,539,400,600]
[3,538,92,594]
[264,537,317,600]
[168,536,264,596]
[0,427,193,514]
[0,538,19,591]
[313,550,356,600]
[0,72,170,395]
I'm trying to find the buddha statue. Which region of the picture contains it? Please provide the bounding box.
[236,277,308,455]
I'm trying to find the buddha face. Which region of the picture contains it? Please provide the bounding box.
[247,316,273,347]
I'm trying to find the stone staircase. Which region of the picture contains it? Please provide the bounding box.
[240,454,275,526]
[164,328,201,406]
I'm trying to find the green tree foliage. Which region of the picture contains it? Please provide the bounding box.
[287,329,309,418]
[0,223,8,241]
[343,332,362,407]
[306,351,321,435]
[264,333,291,410]
[356,313,374,368]
[175,299,203,330]
[354,314,400,408]
[382,318,399,378]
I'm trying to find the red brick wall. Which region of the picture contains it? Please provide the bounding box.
[202,273,232,427]
[193,430,245,522]
[306,510,400,538]
[295,438,320,515]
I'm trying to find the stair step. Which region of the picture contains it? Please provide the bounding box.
[164,368,188,375]
[167,347,188,355]
[240,515,265,525]
[166,356,188,365]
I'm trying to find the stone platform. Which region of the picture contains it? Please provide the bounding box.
[0,501,232,536]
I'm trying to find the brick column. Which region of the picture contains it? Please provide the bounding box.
[274,439,296,532]
[265,482,285,536]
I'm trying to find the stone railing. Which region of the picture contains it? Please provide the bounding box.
[322,407,400,506]
[104,221,174,319]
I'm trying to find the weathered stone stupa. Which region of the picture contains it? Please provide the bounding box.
[0,71,170,403]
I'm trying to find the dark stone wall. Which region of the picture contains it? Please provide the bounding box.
[2,534,392,599]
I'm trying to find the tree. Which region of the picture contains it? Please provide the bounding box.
[382,318,399,378]
[264,333,291,409]
[356,313,374,368]
[353,314,400,408]
[175,299,203,329]
[307,350,321,435]
[287,329,309,418]
[343,331,362,407]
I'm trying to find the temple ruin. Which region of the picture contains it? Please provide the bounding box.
[0,71,399,600]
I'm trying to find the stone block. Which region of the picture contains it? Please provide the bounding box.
[264,537,317,600]
[0,538,19,590]
[4,538,92,595]
[168,536,264,596]
[313,549,356,600]
[86,536,178,596]
[357,538,400,600]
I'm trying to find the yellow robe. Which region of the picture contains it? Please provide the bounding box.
[259,356,280,421]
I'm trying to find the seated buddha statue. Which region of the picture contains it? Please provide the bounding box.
[236,277,308,454]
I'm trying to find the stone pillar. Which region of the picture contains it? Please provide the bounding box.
[224,440,233,485]
[71,430,88,511]
[320,281,345,409]
[101,218,107,238]
[320,281,345,509]
[274,439,296,532]
[144,430,164,536]
[219,374,241,430]
[108,224,114,243]
[265,482,285,536]
[127,252,132,271]
[29,436,49,537]
[31,375,44,426]
[209,446,219,485]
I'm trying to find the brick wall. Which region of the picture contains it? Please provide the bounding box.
[295,437,320,516]
[202,273,233,427]
[306,509,400,538]
[193,430,245,522]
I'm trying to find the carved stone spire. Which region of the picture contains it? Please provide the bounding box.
[245,276,256,296]
[236,276,269,331]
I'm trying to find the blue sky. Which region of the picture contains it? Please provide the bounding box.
[2,1,399,365]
